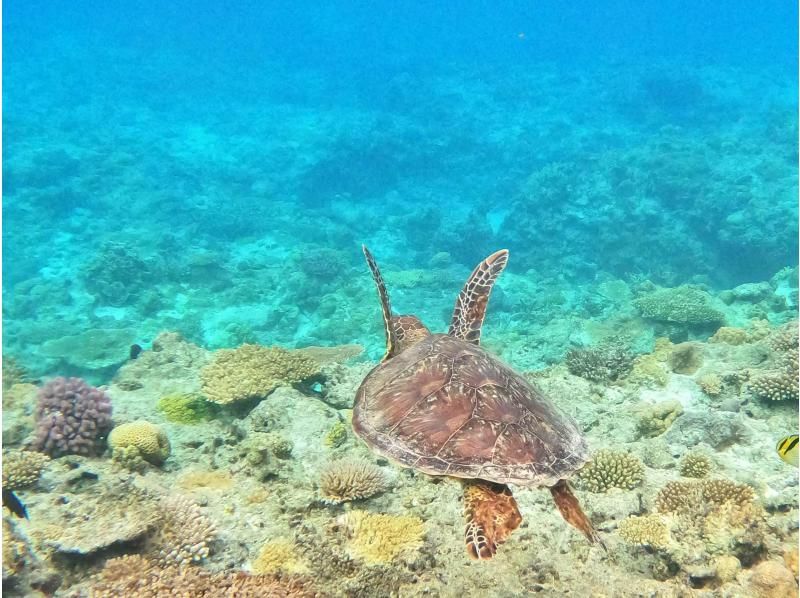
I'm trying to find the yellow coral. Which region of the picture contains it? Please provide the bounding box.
[696,373,722,397]
[710,326,749,345]
[200,344,319,405]
[251,539,307,575]
[341,511,425,565]
[109,420,171,465]
[635,400,683,438]
[618,514,669,548]
[629,354,669,387]
[178,470,234,492]
[578,449,645,492]
[2,450,50,490]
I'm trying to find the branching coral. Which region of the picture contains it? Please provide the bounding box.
[748,321,798,402]
[340,510,425,565]
[578,449,645,492]
[2,450,50,490]
[679,451,713,478]
[109,420,171,465]
[696,372,723,397]
[201,344,320,405]
[655,479,755,514]
[634,286,724,325]
[618,514,670,549]
[149,495,217,565]
[31,377,113,457]
[635,400,683,438]
[565,341,634,382]
[89,554,313,597]
[319,458,389,503]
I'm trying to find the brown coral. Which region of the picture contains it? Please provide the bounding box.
[2,450,50,490]
[655,478,754,514]
[201,344,320,405]
[149,495,217,565]
[319,458,388,503]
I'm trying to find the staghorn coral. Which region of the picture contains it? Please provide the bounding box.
[340,510,425,565]
[31,377,113,457]
[319,458,389,503]
[150,495,217,565]
[634,286,724,326]
[88,554,313,598]
[156,392,216,424]
[635,400,683,438]
[2,450,50,490]
[617,514,670,549]
[655,479,755,514]
[251,539,308,575]
[201,344,320,405]
[679,451,713,478]
[578,449,644,493]
[565,341,634,382]
[109,420,171,465]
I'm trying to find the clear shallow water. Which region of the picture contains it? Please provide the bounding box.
[2,3,798,597]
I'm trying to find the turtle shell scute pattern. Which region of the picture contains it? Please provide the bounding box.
[353,334,588,487]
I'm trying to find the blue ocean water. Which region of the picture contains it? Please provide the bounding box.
[3,2,798,366]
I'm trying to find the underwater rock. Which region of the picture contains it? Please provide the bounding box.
[665,410,749,449]
[40,328,137,376]
[667,342,703,374]
[747,559,798,598]
[319,361,373,409]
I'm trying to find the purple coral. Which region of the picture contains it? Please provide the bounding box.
[32,377,113,457]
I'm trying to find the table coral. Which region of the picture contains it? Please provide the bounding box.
[340,510,425,565]
[634,286,724,325]
[578,449,644,492]
[109,420,171,465]
[319,458,389,503]
[31,377,113,457]
[201,344,320,405]
[2,450,50,490]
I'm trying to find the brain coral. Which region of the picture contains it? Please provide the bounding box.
[109,420,171,465]
[634,286,724,325]
[319,458,388,503]
[201,344,320,405]
[578,449,645,493]
[2,450,50,490]
[340,510,425,565]
[32,377,113,457]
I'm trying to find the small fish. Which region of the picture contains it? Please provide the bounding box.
[129,343,143,360]
[2,488,28,519]
[776,434,799,466]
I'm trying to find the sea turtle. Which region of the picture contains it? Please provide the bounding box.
[353,246,603,560]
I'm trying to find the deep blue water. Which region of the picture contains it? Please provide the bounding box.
[3,1,798,377]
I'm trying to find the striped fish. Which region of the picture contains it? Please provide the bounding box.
[776,434,799,466]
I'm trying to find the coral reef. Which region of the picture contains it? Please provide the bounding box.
[319,458,389,503]
[635,400,683,438]
[565,341,634,382]
[678,451,713,478]
[31,377,113,457]
[324,420,349,448]
[578,449,644,492]
[251,539,308,575]
[655,479,755,513]
[339,510,425,565]
[201,344,320,405]
[667,342,704,374]
[617,514,670,548]
[156,392,216,423]
[150,494,217,565]
[2,450,50,489]
[109,420,171,465]
[634,286,724,326]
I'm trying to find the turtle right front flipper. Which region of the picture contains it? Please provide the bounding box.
[449,249,509,345]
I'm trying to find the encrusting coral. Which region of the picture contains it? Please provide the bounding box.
[201,344,320,405]
[109,420,171,465]
[2,450,50,490]
[578,449,645,492]
[31,377,113,457]
[634,286,724,326]
[565,341,634,382]
[251,539,308,575]
[156,392,216,423]
[618,514,670,548]
[635,400,683,438]
[149,495,217,565]
[319,458,389,503]
[340,510,425,565]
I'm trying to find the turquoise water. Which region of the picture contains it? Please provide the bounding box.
[2,3,799,597]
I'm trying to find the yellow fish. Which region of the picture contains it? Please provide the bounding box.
[776,434,799,466]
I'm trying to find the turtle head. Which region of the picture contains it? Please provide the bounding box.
[389,315,430,356]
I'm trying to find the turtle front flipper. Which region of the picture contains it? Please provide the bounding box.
[362,245,397,361]
[449,249,509,345]
[549,479,606,550]
[463,480,522,560]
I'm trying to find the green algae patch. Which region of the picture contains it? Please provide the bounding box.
[157,392,217,424]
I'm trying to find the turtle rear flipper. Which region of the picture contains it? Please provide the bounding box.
[550,479,606,550]
[463,480,522,560]
[449,249,509,345]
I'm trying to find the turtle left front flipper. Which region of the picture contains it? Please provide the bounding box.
[463,480,522,560]
[550,479,606,550]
